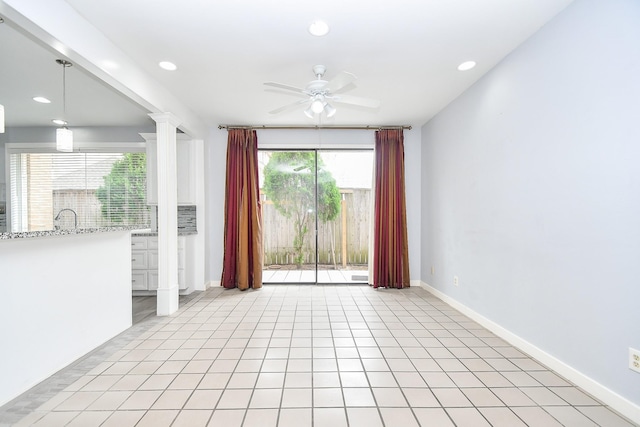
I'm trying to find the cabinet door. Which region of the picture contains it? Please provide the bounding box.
[131,251,148,269]
[148,271,159,290]
[132,271,148,290]
[148,251,159,269]
[148,237,159,249]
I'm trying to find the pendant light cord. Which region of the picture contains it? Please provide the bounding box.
[62,64,66,122]
[56,59,72,126]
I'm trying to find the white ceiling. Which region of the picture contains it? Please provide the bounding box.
[2,0,575,131]
[0,19,153,128]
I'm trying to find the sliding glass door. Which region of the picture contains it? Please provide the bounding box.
[259,149,373,284]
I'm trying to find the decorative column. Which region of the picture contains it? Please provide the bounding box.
[341,193,347,269]
[149,113,181,316]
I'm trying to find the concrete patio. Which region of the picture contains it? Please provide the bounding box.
[262,268,369,284]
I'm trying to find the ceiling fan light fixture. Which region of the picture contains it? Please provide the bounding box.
[311,98,325,114]
[325,103,336,118]
[303,106,315,118]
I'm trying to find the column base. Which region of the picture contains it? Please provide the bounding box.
[156,284,179,316]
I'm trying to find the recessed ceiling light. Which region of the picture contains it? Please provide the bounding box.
[52,119,67,125]
[159,61,177,71]
[457,61,477,71]
[308,20,330,36]
[33,96,51,104]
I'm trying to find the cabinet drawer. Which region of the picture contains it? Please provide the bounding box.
[131,251,148,269]
[132,271,148,290]
[131,237,148,250]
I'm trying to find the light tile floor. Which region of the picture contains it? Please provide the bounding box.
[1,285,637,427]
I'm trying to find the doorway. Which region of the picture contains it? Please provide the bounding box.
[259,149,373,284]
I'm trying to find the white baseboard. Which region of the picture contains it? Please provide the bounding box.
[419,281,640,425]
[206,280,221,289]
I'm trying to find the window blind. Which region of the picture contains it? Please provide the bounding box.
[9,152,149,232]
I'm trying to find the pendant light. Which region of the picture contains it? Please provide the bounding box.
[55,59,73,152]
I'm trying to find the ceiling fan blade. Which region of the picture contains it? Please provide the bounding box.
[264,82,306,94]
[268,99,309,115]
[265,88,309,99]
[327,71,357,93]
[331,94,381,109]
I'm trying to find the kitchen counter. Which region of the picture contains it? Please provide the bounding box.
[0,228,132,406]
[132,230,197,237]
[0,225,150,240]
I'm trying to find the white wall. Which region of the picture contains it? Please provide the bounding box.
[205,128,421,284]
[0,231,132,406]
[0,140,5,200]
[205,129,227,286]
[421,0,640,418]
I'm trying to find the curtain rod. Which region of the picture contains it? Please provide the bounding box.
[218,124,412,131]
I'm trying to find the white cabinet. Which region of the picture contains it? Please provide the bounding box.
[131,235,186,293]
[142,133,195,205]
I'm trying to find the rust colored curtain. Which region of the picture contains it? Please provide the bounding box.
[221,129,263,290]
[373,129,410,289]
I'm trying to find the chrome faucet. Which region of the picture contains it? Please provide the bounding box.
[54,208,78,229]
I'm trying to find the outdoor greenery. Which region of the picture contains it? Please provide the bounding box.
[96,153,148,224]
[262,151,341,267]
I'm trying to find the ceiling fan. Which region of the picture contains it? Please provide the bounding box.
[265,65,380,118]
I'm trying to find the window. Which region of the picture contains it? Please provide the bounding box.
[259,149,373,284]
[8,150,149,232]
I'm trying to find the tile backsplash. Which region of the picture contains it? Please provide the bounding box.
[151,205,197,233]
[177,205,197,232]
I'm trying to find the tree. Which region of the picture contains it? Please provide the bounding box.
[263,151,341,268]
[96,153,147,225]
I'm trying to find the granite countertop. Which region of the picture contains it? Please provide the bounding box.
[132,230,198,237]
[0,225,151,240]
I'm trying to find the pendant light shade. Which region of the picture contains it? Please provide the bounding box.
[56,127,73,152]
[55,59,73,152]
[0,104,5,133]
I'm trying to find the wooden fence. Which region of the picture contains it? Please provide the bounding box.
[262,188,370,267]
